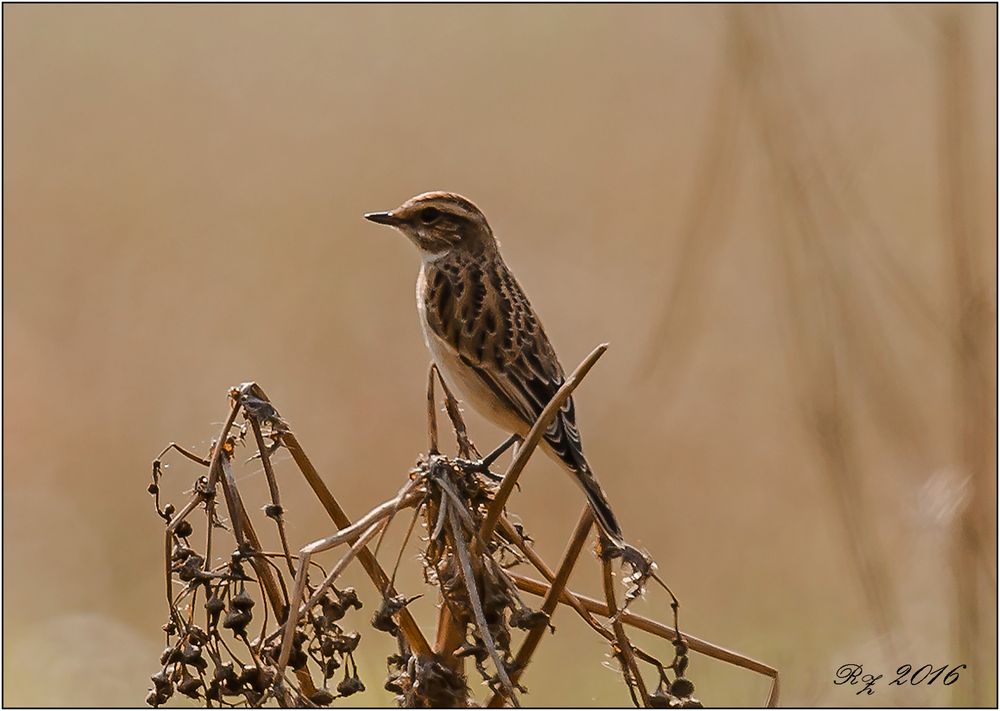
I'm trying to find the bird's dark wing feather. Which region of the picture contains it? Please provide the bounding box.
[423,254,586,470]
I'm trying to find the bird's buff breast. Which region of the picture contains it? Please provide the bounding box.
[415,266,528,437]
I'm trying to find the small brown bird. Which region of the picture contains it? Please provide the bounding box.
[365,191,624,546]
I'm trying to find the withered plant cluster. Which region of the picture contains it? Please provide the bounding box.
[147,345,778,707]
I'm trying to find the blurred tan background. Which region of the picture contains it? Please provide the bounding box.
[3,4,996,707]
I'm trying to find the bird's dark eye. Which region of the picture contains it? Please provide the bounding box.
[419,207,441,223]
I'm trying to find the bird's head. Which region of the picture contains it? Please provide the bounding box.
[364,191,495,258]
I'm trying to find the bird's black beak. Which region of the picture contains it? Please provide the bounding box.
[363,211,401,226]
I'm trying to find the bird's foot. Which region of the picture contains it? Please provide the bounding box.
[599,538,658,607]
[456,457,505,482]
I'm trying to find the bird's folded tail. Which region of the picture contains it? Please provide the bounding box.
[541,408,625,546]
[571,461,624,546]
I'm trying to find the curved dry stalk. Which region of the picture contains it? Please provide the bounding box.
[448,505,520,707]
[510,573,780,707]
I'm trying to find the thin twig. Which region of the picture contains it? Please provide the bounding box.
[434,365,480,460]
[602,555,649,706]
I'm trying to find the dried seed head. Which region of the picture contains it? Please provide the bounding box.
[146,686,173,708]
[174,520,193,538]
[187,625,208,644]
[205,594,225,620]
[159,647,183,665]
[239,665,266,693]
[336,675,365,697]
[670,677,695,698]
[455,641,489,665]
[331,631,361,654]
[371,594,414,635]
[319,635,335,657]
[509,607,548,631]
[322,596,346,622]
[324,656,341,678]
[309,688,335,706]
[213,662,238,684]
[337,587,362,611]
[181,644,202,664]
[384,672,406,695]
[187,657,209,673]
[150,671,172,691]
[287,647,308,670]
[177,676,203,699]
[222,610,252,635]
[647,688,673,708]
[205,682,222,703]
[231,588,255,611]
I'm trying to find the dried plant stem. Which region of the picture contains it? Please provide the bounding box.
[427,365,440,454]
[205,398,243,490]
[602,556,649,705]
[433,366,480,460]
[487,508,594,708]
[510,573,780,707]
[219,456,288,622]
[248,416,295,576]
[155,442,211,467]
[448,505,520,707]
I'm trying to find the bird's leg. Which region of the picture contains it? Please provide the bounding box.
[482,433,521,467]
[461,433,521,481]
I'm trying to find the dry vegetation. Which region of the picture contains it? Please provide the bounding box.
[146,349,778,707]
